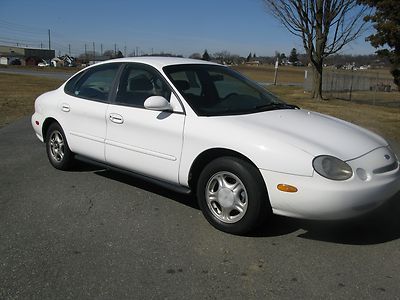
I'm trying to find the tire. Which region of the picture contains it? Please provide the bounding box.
[196,156,271,234]
[45,122,74,170]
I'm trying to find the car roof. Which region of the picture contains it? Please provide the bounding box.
[94,56,220,70]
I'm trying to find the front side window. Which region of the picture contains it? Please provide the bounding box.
[69,63,120,102]
[164,64,290,116]
[115,64,171,108]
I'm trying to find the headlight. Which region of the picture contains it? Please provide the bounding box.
[313,155,353,180]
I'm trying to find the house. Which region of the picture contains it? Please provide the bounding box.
[0,57,9,65]
[246,60,260,66]
[51,57,63,67]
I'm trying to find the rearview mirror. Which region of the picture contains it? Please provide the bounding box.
[144,96,172,111]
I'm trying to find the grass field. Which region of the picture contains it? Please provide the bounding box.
[0,72,399,148]
[0,73,63,127]
[233,64,394,84]
[233,65,307,84]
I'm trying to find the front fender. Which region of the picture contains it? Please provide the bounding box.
[179,116,314,186]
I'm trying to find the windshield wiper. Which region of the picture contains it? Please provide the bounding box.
[253,103,299,111]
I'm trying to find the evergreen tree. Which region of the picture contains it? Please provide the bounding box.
[202,50,210,61]
[289,48,298,63]
[359,0,400,90]
[246,52,252,62]
[279,53,286,64]
[116,50,124,58]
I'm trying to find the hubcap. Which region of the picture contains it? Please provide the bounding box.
[49,131,65,162]
[205,171,248,224]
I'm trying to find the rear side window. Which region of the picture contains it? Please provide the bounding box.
[65,63,120,102]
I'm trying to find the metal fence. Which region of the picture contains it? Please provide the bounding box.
[304,69,400,107]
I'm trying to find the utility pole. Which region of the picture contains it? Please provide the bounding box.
[100,44,103,56]
[48,29,51,50]
[136,46,139,57]
[124,45,127,57]
[68,44,71,56]
[40,42,43,49]
[93,42,95,62]
[84,44,87,62]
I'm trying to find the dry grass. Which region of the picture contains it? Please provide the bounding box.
[328,90,400,108]
[0,73,63,127]
[233,64,394,83]
[232,65,307,84]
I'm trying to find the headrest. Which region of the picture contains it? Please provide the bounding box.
[130,76,153,91]
[174,80,190,91]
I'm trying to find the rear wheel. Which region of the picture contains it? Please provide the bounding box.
[196,156,270,234]
[45,123,74,170]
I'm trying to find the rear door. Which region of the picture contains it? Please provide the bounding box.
[59,63,121,161]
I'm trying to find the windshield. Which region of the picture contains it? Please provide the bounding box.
[163,64,294,116]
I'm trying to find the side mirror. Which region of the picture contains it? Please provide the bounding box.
[144,96,172,111]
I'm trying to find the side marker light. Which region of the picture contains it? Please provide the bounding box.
[277,184,298,193]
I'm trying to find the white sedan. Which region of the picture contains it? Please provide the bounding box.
[31,57,400,234]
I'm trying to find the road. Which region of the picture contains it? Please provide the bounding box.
[1,118,400,299]
[0,68,71,80]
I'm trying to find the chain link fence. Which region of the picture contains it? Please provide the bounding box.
[304,69,400,107]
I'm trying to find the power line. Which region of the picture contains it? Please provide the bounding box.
[0,19,141,57]
[0,19,48,33]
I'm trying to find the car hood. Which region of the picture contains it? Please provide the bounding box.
[220,109,388,161]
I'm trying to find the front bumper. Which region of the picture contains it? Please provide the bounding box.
[261,147,400,220]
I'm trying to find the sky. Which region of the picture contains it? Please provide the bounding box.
[0,0,376,58]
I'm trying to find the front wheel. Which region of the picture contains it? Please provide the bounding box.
[196,156,270,234]
[45,123,74,170]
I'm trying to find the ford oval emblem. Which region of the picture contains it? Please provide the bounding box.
[384,154,391,160]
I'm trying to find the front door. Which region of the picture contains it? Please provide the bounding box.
[105,63,185,184]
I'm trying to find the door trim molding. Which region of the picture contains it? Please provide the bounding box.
[106,139,177,161]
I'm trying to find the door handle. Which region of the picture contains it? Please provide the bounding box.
[109,113,124,124]
[61,104,70,112]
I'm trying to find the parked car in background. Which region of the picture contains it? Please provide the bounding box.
[38,60,49,67]
[31,57,400,234]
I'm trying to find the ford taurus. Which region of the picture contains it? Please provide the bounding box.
[32,57,400,234]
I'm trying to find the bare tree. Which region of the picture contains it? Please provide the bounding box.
[264,0,368,100]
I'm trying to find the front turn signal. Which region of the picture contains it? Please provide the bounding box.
[277,184,298,193]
